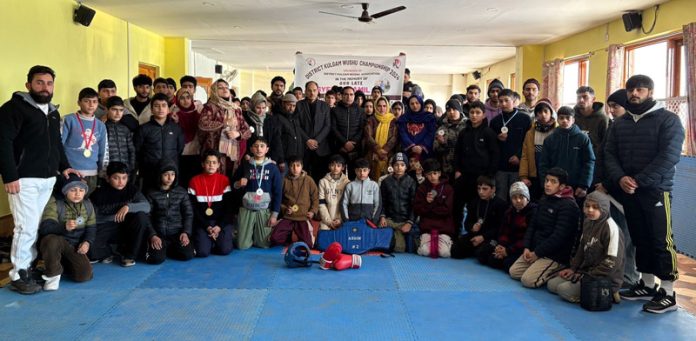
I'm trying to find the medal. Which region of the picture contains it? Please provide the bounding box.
[256,188,264,196]
[437,130,446,136]
[387,166,394,173]
[477,218,484,225]
[500,126,509,134]
[83,149,92,158]
[429,190,438,197]
[76,216,84,226]
[291,204,299,212]
[205,208,214,216]
[76,112,96,158]
[249,126,255,133]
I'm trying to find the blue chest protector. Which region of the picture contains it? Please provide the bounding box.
[315,219,393,254]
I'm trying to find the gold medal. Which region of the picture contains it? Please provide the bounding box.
[83,149,92,158]
[205,208,214,216]
[291,204,299,212]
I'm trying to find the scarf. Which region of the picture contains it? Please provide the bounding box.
[625,98,657,116]
[247,110,266,136]
[206,90,241,161]
[374,110,395,148]
[534,118,556,133]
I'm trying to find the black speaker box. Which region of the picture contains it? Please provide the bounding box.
[74,5,96,27]
[622,12,642,32]
[215,65,223,74]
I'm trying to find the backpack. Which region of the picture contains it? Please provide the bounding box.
[580,275,613,311]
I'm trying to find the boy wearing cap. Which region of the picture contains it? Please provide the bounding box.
[144,161,194,264]
[451,176,507,259]
[341,158,381,223]
[539,106,595,200]
[413,159,455,258]
[379,152,418,252]
[519,98,557,201]
[509,167,580,288]
[480,182,538,271]
[38,175,95,290]
[318,155,351,230]
[233,138,283,249]
[273,156,318,246]
[434,99,467,180]
[61,87,109,195]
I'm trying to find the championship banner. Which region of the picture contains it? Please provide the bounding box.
[294,54,406,101]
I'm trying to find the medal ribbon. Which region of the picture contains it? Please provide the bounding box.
[76,112,97,154]
[501,109,519,130]
[204,175,218,210]
[254,162,266,192]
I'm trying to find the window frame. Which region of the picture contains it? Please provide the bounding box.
[623,33,684,98]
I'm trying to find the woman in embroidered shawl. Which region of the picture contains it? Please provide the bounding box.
[198,79,250,176]
[364,97,398,180]
[397,95,436,160]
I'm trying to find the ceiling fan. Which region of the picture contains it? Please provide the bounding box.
[319,3,406,23]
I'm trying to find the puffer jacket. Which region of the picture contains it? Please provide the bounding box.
[379,174,417,224]
[331,101,364,153]
[523,187,580,264]
[604,104,685,192]
[454,119,499,176]
[146,162,193,237]
[539,124,595,189]
[134,116,184,168]
[574,102,608,163]
[105,120,136,171]
[434,115,467,177]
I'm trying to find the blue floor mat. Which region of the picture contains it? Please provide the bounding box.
[3,249,696,340]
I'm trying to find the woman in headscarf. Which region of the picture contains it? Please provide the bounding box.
[397,95,436,160]
[171,88,203,187]
[364,97,398,179]
[424,99,437,114]
[198,79,250,176]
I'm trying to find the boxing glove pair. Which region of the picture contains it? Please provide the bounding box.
[319,242,361,271]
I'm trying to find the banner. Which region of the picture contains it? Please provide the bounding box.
[294,54,406,101]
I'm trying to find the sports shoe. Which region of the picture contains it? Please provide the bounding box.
[620,279,658,301]
[643,288,677,314]
[101,256,114,264]
[121,258,136,267]
[9,269,42,295]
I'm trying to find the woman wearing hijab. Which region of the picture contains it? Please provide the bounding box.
[364,97,398,179]
[171,89,203,187]
[397,95,436,160]
[198,79,250,176]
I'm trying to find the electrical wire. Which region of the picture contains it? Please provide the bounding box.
[641,5,660,35]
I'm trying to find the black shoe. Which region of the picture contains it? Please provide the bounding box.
[9,269,42,295]
[620,279,658,301]
[643,288,677,314]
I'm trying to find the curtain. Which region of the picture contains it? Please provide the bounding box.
[606,44,625,100]
[684,23,696,155]
[542,59,563,109]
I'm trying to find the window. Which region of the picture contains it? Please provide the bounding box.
[509,73,516,91]
[561,58,589,106]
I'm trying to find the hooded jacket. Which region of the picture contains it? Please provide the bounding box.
[282,170,319,221]
[539,124,595,189]
[146,161,193,238]
[341,177,381,222]
[413,179,456,237]
[379,173,417,224]
[519,120,557,179]
[604,102,685,192]
[233,157,283,215]
[124,97,153,126]
[134,116,184,168]
[318,172,351,230]
[296,98,332,156]
[397,95,436,155]
[523,187,580,264]
[570,191,625,292]
[574,102,609,163]
[454,118,499,176]
[434,114,467,177]
[489,109,532,172]
[0,92,70,183]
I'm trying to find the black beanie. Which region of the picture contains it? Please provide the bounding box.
[445,99,463,113]
[607,89,628,108]
[488,79,504,96]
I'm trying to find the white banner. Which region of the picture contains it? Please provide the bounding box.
[294,54,406,101]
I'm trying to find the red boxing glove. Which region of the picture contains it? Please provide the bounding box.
[334,254,362,271]
[319,242,342,270]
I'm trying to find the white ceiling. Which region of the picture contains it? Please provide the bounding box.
[87,0,665,74]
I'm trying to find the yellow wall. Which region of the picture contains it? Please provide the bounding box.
[544,0,696,101]
[471,57,517,94]
[164,37,190,85]
[238,70,296,98]
[516,45,545,93]
[0,0,171,217]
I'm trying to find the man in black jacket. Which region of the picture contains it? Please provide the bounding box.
[276,94,307,162]
[297,81,332,182]
[330,86,364,175]
[0,65,80,294]
[606,75,685,314]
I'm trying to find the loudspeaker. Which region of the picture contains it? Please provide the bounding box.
[472,71,482,80]
[214,65,223,74]
[74,5,96,27]
[622,12,642,32]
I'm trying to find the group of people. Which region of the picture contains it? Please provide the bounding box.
[0,64,685,314]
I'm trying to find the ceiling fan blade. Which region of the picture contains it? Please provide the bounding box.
[318,11,360,19]
[370,6,406,19]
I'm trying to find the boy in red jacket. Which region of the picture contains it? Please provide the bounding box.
[413,159,455,258]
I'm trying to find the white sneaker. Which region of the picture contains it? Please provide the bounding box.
[42,274,61,291]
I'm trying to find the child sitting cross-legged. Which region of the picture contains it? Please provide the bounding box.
[413,159,455,258]
[547,191,624,303]
[38,175,95,291]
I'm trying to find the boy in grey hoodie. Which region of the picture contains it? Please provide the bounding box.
[341,158,381,223]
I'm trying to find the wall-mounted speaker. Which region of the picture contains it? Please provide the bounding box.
[74,5,96,27]
[622,12,642,32]
[472,71,482,80]
[215,65,223,74]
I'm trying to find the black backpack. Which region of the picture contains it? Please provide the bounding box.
[580,275,613,311]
